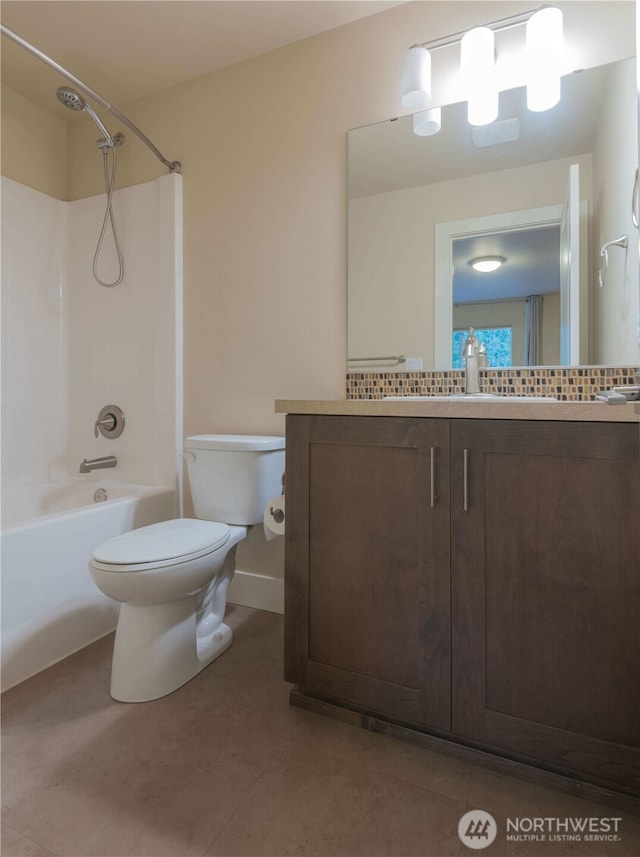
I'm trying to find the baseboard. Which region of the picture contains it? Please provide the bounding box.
[228,569,284,614]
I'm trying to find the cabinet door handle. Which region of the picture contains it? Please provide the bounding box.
[463,448,470,511]
[633,167,639,229]
[430,446,437,508]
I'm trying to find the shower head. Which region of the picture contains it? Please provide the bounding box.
[56,86,115,147]
[56,86,85,111]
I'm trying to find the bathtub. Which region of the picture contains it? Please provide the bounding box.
[1,479,176,691]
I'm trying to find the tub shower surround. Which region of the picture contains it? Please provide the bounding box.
[1,174,183,689]
[346,366,640,400]
[1,173,183,489]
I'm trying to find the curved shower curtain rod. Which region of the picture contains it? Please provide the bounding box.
[1,24,182,174]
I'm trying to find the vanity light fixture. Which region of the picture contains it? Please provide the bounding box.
[460,27,498,126]
[401,45,431,109]
[526,6,563,111]
[401,5,563,132]
[470,256,505,273]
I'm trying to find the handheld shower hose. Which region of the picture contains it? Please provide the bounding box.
[56,86,125,287]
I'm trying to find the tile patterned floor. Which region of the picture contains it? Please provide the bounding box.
[2,606,639,857]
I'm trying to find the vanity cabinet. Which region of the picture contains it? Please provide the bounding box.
[284,415,451,731]
[284,414,640,800]
[451,419,640,796]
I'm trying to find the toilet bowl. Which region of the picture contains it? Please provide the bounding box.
[89,434,285,702]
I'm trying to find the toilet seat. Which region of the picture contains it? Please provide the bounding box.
[91,518,231,572]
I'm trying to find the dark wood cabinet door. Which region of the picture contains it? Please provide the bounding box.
[451,419,640,795]
[285,415,451,732]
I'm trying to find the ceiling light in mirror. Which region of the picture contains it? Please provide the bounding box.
[470,256,505,273]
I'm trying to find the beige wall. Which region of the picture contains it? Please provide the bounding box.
[1,84,68,200]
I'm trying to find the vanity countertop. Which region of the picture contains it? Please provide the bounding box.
[275,398,640,422]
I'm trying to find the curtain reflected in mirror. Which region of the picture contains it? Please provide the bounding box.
[524,295,542,365]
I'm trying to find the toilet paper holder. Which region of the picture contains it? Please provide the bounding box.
[267,472,285,524]
[269,505,285,524]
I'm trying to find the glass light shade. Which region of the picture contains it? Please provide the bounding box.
[413,106,441,136]
[526,7,563,111]
[460,27,498,126]
[401,46,431,109]
[470,256,505,273]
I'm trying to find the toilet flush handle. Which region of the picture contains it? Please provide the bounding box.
[179,452,196,462]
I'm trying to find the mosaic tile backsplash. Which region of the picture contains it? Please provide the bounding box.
[346,367,640,401]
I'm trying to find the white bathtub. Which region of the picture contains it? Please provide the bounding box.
[1,479,176,691]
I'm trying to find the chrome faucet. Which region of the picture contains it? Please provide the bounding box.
[463,327,481,394]
[79,455,117,474]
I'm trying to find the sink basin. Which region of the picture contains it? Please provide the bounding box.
[383,394,558,402]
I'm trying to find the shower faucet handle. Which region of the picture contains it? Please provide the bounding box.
[94,415,116,437]
[94,405,125,439]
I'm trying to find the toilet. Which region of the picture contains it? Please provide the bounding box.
[89,434,285,702]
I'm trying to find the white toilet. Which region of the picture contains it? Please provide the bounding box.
[89,434,285,702]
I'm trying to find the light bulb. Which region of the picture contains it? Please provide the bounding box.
[413,106,441,136]
[401,46,431,110]
[526,7,563,111]
[470,256,505,273]
[460,27,498,126]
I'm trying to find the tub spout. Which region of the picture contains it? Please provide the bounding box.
[79,455,117,473]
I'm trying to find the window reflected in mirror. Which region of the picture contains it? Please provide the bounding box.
[453,327,512,368]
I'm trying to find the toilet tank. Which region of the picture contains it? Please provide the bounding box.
[184,434,285,525]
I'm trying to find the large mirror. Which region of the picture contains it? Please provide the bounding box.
[348,56,639,371]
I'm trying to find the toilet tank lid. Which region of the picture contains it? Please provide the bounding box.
[185,434,285,452]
